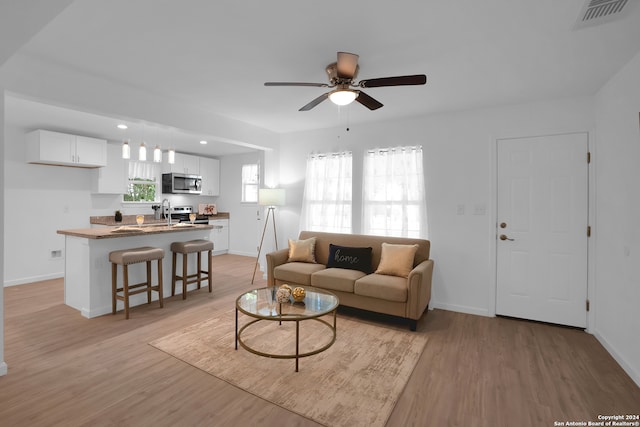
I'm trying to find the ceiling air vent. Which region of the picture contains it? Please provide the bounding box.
[574,0,633,29]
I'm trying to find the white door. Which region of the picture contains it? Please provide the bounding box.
[496,133,588,328]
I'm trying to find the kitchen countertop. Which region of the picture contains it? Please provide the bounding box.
[90,212,229,226]
[58,223,213,239]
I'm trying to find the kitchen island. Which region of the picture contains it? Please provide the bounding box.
[57,223,214,318]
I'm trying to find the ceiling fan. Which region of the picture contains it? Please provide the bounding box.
[264,52,427,111]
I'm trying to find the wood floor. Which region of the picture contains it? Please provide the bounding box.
[1,254,638,427]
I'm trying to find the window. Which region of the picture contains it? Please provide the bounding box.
[124,161,159,202]
[241,163,259,203]
[300,151,352,233]
[362,146,427,238]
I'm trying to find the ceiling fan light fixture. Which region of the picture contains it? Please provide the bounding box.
[329,89,358,106]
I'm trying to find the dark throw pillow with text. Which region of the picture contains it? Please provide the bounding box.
[327,244,373,274]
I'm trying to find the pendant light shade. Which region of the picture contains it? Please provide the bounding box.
[153,145,162,163]
[139,143,147,162]
[122,140,130,159]
[168,148,175,164]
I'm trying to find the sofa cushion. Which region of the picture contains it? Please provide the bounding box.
[354,274,408,302]
[274,262,325,286]
[288,237,317,263]
[375,243,419,278]
[326,244,373,274]
[311,268,367,293]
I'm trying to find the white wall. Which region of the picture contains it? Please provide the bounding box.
[4,125,92,285]
[216,151,267,258]
[1,89,7,375]
[594,50,640,387]
[278,96,595,317]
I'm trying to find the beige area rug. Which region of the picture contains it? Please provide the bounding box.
[150,309,428,427]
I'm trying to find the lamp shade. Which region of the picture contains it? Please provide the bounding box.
[258,188,285,206]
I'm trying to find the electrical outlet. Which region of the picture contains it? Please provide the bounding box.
[49,249,63,259]
[457,204,465,215]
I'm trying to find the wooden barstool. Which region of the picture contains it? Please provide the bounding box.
[171,239,214,299]
[109,246,165,319]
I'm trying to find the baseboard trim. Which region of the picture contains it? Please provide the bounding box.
[0,361,7,376]
[4,273,64,287]
[431,302,492,317]
[593,330,640,388]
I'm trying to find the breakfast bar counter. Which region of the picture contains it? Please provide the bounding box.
[57,223,214,318]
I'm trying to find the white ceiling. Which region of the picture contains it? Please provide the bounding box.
[4,0,640,156]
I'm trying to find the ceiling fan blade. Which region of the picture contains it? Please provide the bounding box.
[299,92,330,111]
[355,91,383,110]
[265,82,329,87]
[359,74,427,88]
[336,52,359,79]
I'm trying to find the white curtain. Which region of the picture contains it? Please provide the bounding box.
[300,151,352,233]
[129,161,158,180]
[362,146,427,238]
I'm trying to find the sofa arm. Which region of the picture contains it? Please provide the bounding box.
[405,259,434,321]
[266,248,289,287]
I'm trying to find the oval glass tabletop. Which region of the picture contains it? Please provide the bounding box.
[236,286,339,320]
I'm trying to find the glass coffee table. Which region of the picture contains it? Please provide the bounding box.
[235,286,339,372]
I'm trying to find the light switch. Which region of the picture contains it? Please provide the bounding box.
[457,205,465,215]
[473,203,486,216]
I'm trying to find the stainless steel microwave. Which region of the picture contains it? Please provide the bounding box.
[162,173,202,194]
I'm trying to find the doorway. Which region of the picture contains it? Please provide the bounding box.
[496,133,588,328]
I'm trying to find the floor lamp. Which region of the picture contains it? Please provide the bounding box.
[252,188,285,284]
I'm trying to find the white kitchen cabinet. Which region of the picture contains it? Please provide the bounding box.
[210,219,229,254]
[92,143,128,194]
[163,152,200,175]
[199,157,220,196]
[26,129,107,168]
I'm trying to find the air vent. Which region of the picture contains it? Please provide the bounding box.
[574,0,632,29]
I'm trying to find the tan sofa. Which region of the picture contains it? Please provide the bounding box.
[266,231,434,330]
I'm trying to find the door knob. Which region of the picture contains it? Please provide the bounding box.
[499,234,514,241]
[500,222,507,228]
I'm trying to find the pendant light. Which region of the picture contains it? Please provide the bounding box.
[139,142,147,161]
[167,130,175,164]
[138,124,147,161]
[119,124,130,159]
[153,145,162,163]
[122,139,131,159]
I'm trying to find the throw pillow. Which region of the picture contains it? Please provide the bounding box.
[375,243,419,278]
[287,237,317,263]
[327,244,373,274]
